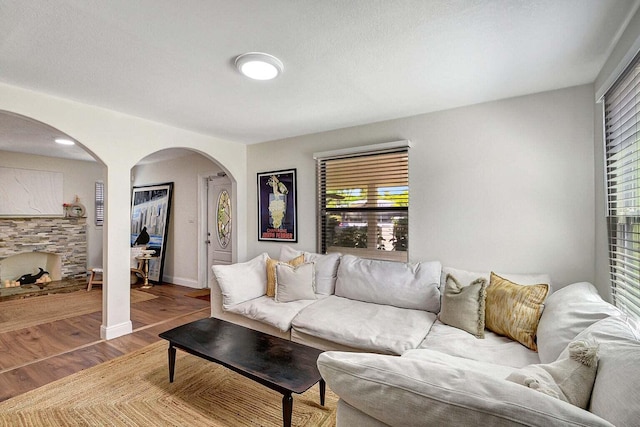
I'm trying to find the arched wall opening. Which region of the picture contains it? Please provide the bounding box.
[0,82,248,340]
[0,110,106,298]
[131,147,238,289]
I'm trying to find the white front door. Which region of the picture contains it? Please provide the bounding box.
[207,175,233,288]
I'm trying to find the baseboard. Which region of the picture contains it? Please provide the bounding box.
[101,321,133,340]
[162,275,199,288]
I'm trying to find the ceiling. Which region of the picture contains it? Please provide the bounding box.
[0,0,638,162]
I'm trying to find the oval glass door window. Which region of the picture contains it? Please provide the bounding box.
[216,190,231,248]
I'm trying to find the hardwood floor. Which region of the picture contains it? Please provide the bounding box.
[0,283,210,402]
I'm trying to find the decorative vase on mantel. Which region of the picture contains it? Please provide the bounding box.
[64,195,86,218]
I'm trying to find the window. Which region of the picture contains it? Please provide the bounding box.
[604,54,640,319]
[95,181,104,226]
[315,141,409,262]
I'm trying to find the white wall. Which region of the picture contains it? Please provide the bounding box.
[132,151,223,287]
[0,150,105,268]
[248,85,595,289]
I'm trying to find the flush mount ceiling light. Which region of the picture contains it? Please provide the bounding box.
[54,138,75,146]
[235,52,283,80]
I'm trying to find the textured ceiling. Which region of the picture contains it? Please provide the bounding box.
[0,0,638,161]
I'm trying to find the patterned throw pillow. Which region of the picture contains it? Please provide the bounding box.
[439,274,488,338]
[485,272,549,351]
[266,255,304,297]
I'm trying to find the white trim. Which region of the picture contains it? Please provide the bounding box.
[313,140,411,160]
[163,274,199,288]
[197,172,213,290]
[595,0,640,101]
[100,321,133,340]
[598,102,608,218]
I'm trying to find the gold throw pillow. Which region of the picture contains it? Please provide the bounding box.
[485,272,549,351]
[266,255,304,297]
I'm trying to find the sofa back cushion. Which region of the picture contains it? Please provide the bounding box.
[536,282,621,364]
[440,268,553,295]
[335,255,441,312]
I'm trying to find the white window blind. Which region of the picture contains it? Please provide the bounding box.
[95,181,104,226]
[316,145,409,262]
[604,53,640,319]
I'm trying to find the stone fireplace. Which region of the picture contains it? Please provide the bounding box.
[0,217,87,284]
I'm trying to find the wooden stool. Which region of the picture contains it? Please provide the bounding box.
[87,268,103,291]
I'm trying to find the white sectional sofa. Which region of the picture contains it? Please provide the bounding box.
[210,246,640,426]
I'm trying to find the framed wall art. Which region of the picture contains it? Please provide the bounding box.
[257,169,297,242]
[130,182,173,284]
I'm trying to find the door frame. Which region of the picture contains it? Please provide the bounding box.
[197,172,214,289]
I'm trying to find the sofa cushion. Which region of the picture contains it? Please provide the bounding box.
[212,253,268,309]
[292,295,435,355]
[317,351,614,427]
[402,348,516,378]
[335,254,441,312]
[274,262,317,303]
[506,339,599,409]
[225,295,321,332]
[485,272,549,351]
[559,315,640,426]
[536,282,620,364]
[279,246,341,295]
[266,254,304,297]
[438,273,487,338]
[418,320,540,368]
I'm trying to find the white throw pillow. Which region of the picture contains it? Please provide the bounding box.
[303,252,340,295]
[211,253,268,309]
[506,339,599,409]
[275,262,317,303]
[278,245,341,295]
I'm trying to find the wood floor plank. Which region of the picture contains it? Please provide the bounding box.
[0,284,211,403]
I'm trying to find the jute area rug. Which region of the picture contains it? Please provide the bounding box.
[0,340,338,426]
[0,289,157,334]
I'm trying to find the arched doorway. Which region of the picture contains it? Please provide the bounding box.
[0,111,106,299]
[132,148,235,290]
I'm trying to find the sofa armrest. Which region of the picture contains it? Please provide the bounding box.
[317,351,614,427]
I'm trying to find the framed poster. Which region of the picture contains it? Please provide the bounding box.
[257,169,297,242]
[130,182,173,284]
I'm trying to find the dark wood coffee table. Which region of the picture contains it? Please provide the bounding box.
[159,317,325,427]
